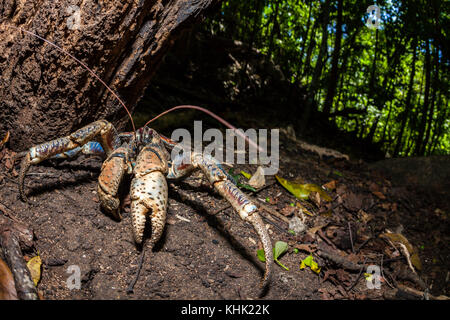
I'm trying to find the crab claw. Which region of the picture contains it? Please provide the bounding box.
[130,171,168,245]
[97,148,130,221]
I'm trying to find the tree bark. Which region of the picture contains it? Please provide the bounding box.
[0,0,219,151]
[394,38,417,157]
[421,41,439,155]
[322,0,343,116]
[298,0,330,133]
[414,38,432,155]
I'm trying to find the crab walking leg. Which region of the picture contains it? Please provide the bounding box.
[50,141,105,159]
[130,146,169,245]
[19,120,120,201]
[190,153,273,288]
[97,146,132,220]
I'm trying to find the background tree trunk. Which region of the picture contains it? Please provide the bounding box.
[322,0,343,116]
[0,0,219,151]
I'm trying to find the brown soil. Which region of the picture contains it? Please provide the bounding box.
[0,134,448,300]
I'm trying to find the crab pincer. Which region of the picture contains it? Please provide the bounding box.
[129,145,169,246]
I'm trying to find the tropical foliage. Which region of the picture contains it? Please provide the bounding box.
[206,0,449,156]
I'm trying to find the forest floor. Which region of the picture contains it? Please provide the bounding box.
[0,32,448,300]
[0,132,448,300]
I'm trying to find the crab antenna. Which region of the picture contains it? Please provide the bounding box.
[2,23,136,134]
[144,105,264,153]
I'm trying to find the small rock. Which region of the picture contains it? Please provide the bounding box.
[248,166,265,189]
[289,216,306,234]
[45,257,68,267]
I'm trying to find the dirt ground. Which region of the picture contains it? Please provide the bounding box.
[0,131,448,300]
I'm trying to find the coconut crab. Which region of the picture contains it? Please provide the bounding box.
[18,120,273,288]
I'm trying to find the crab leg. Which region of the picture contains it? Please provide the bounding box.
[168,152,273,288]
[97,146,132,220]
[50,141,105,159]
[19,120,120,201]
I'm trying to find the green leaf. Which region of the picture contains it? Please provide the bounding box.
[299,255,321,274]
[274,241,288,260]
[275,175,332,202]
[240,170,252,180]
[288,229,296,236]
[257,249,266,262]
[332,170,344,177]
[237,182,257,192]
[228,168,239,183]
[275,175,309,199]
[229,169,256,192]
[257,241,290,270]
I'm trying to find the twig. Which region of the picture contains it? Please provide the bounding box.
[348,222,354,253]
[0,201,20,224]
[252,197,289,224]
[346,257,368,292]
[259,214,288,234]
[396,284,449,300]
[318,249,365,272]
[380,254,394,289]
[1,175,18,185]
[317,229,338,250]
[212,204,231,215]
[252,181,277,194]
[355,237,372,253]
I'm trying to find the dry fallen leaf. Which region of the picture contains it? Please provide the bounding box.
[294,243,317,253]
[358,209,373,224]
[380,233,422,271]
[0,131,10,149]
[323,180,337,191]
[27,255,42,286]
[307,223,328,235]
[372,191,386,200]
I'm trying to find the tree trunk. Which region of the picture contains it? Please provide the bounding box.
[358,28,379,139]
[0,0,219,151]
[414,38,432,155]
[393,38,417,157]
[297,0,313,78]
[421,41,439,155]
[322,0,343,116]
[298,0,330,132]
[267,0,280,59]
